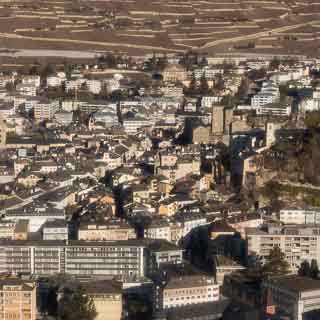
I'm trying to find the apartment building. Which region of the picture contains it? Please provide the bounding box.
[246,225,320,271]
[0,278,37,320]
[33,99,60,121]
[123,117,153,134]
[154,272,219,311]
[78,220,136,241]
[256,103,291,117]
[279,206,320,225]
[61,280,122,320]
[263,275,320,320]
[0,239,178,278]
[251,81,280,108]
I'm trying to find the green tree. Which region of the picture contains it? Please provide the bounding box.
[298,260,311,277]
[59,286,97,320]
[269,57,280,70]
[310,259,319,279]
[262,246,290,278]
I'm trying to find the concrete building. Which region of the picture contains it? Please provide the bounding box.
[0,278,37,320]
[263,276,320,320]
[42,219,68,240]
[211,105,224,134]
[279,207,320,225]
[246,225,320,271]
[162,64,187,83]
[154,271,219,311]
[251,81,280,108]
[78,220,136,241]
[60,280,122,320]
[33,99,60,121]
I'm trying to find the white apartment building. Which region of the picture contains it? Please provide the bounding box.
[256,103,291,117]
[246,225,320,271]
[86,80,102,94]
[123,117,153,134]
[33,99,60,120]
[16,84,37,96]
[21,75,41,88]
[47,76,64,87]
[155,275,219,310]
[251,81,280,108]
[201,96,223,109]
[192,67,224,80]
[144,220,171,242]
[280,207,320,225]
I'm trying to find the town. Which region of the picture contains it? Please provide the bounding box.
[0,51,320,320]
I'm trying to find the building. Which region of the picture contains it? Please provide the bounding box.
[33,99,60,121]
[42,219,68,240]
[246,225,320,271]
[162,64,187,83]
[154,268,220,311]
[60,280,122,320]
[0,220,15,239]
[263,275,320,320]
[212,105,224,134]
[78,220,136,241]
[251,81,280,108]
[279,206,320,225]
[0,278,37,320]
[256,103,291,117]
[0,239,177,278]
[192,125,211,144]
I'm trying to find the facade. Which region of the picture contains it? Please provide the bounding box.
[279,207,320,225]
[42,219,68,240]
[162,64,187,82]
[263,276,320,320]
[211,105,224,134]
[78,221,136,241]
[154,275,219,311]
[0,278,37,320]
[0,239,176,278]
[246,225,320,271]
[0,115,6,147]
[33,99,60,120]
[251,81,280,108]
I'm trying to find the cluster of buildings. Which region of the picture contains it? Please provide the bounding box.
[0,53,319,320]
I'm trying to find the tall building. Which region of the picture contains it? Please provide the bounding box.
[0,278,37,320]
[211,105,224,134]
[246,225,320,271]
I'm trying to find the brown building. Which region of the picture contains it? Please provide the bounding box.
[0,278,37,320]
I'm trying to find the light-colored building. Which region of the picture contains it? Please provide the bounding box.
[279,206,320,225]
[86,281,122,320]
[246,225,320,271]
[154,274,219,311]
[33,99,60,120]
[0,115,6,147]
[78,220,136,241]
[251,81,280,108]
[162,64,187,83]
[42,219,68,240]
[263,275,320,320]
[212,105,224,134]
[0,278,37,320]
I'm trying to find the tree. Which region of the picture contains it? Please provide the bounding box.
[262,246,290,278]
[269,57,280,71]
[298,260,311,277]
[59,286,97,320]
[310,259,319,279]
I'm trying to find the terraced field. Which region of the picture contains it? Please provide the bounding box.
[0,0,319,56]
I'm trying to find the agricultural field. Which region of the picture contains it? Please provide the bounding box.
[0,0,319,57]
